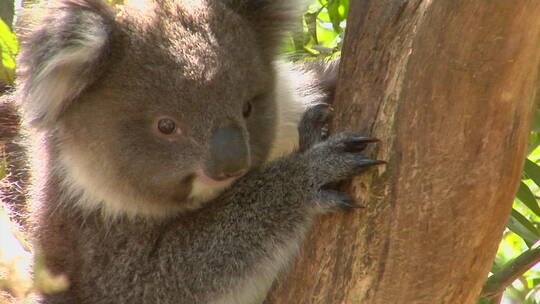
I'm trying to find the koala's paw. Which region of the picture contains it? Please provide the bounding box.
[304,132,384,213]
[298,103,332,152]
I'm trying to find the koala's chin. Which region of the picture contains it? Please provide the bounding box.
[189,169,239,205]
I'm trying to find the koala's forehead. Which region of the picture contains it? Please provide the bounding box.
[116,1,264,83]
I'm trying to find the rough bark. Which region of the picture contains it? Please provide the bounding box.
[267,1,540,303]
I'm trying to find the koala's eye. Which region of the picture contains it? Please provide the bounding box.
[243,101,253,118]
[157,119,176,135]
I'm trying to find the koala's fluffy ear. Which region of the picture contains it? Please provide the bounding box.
[222,0,308,54]
[17,0,115,129]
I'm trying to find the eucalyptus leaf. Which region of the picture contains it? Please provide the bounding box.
[0,18,18,84]
[516,181,540,217]
[524,159,540,187]
[0,160,6,180]
[507,209,540,246]
[304,11,319,44]
[528,133,540,155]
[340,0,350,19]
[490,258,502,274]
[327,0,342,33]
[532,109,540,133]
[477,297,491,304]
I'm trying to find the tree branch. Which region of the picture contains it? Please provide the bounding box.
[481,245,540,299]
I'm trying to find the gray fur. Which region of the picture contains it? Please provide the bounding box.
[0,94,30,225]
[8,0,381,303]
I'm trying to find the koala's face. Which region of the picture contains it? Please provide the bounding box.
[52,1,277,217]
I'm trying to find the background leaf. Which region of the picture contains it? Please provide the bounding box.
[516,181,540,217]
[507,209,540,247]
[0,17,18,84]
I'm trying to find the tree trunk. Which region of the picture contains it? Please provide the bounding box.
[267,1,540,303]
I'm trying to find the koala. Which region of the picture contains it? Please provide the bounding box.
[2,0,383,303]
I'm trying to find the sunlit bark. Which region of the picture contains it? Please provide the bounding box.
[267,1,540,303]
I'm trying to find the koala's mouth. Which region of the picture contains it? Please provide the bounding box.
[183,170,239,205]
[195,170,238,186]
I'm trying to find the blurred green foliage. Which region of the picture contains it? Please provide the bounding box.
[495,105,540,303]
[0,0,539,303]
[283,0,348,59]
[0,17,17,84]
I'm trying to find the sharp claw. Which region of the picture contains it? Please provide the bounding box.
[338,199,361,209]
[355,159,387,169]
[321,189,360,210]
[344,137,380,152]
[351,136,380,144]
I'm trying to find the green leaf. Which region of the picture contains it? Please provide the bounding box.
[316,22,338,47]
[532,109,540,133]
[327,0,343,33]
[304,10,320,44]
[0,155,6,180]
[528,132,540,155]
[516,181,540,217]
[524,159,540,187]
[316,5,331,22]
[508,209,540,246]
[477,297,491,304]
[491,258,502,273]
[0,18,18,84]
[340,0,350,19]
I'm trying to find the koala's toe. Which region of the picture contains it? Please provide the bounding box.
[298,103,333,152]
[315,189,361,213]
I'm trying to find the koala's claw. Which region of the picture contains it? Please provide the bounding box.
[344,136,380,152]
[318,190,360,212]
[354,159,386,172]
[305,132,385,187]
[300,132,386,214]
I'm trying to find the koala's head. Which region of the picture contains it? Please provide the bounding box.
[17,0,305,219]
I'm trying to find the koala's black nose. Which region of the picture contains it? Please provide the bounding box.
[206,126,250,181]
